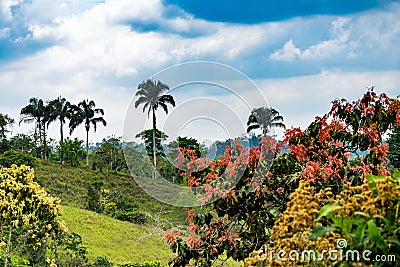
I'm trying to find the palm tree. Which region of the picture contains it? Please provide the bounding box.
[69,99,106,166]
[20,97,47,159]
[246,107,286,136]
[47,96,71,163]
[134,79,175,177]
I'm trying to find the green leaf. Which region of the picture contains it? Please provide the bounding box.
[354,211,371,219]
[332,216,352,235]
[352,221,367,246]
[391,169,400,181]
[308,226,338,241]
[367,219,382,243]
[316,204,341,221]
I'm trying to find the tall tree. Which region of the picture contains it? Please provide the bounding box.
[20,97,47,159]
[69,99,106,166]
[0,113,14,139]
[387,125,400,169]
[134,79,175,177]
[246,107,286,136]
[47,96,71,163]
[0,113,14,153]
[135,129,168,157]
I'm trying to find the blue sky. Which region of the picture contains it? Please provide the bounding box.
[1,0,400,144]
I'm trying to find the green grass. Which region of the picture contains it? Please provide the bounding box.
[61,206,173,265]
[33,160,241,266]
[34,160,188,226]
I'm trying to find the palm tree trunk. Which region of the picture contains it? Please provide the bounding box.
[86,127,89,166]
[60,119,64,164]
[38,120,44,159]
[152,108,157,179]
[43,124,47,160]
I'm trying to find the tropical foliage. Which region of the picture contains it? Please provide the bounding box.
[247,107,285,136]
[165,89,400,266]
[387,125,400,169]
[20,97,49,159]
[47,96,71,163]
[134,79,175,175]
[69,99,107,166]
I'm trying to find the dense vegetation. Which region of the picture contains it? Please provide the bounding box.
[0,85,399,266]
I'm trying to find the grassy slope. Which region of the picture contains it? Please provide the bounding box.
[61,206,172,264]
[34,161,242,266]
[34,160,188,225]
[33,160,186,264]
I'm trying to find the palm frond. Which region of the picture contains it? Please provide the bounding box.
[159,94,176,107]
[246,124,260,133]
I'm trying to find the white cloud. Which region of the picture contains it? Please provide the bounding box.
[0,0,24,22]
[270,17,352,61]
[0,27,10,39]
[269,39,301,61]
[257,70,400,131]
[1,0,400,143]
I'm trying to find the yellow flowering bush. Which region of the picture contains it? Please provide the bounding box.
[0,165,67,267]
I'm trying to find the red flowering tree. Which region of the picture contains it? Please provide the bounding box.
[165,88,400,266]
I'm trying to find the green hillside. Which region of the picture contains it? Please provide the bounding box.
[61,206,173,264]
[34,160,188,225]
[31,160,188,265]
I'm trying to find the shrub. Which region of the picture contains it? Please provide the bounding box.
[118,261,162,267]
[0,252,30,267]
[114,210,146,225]
[0,150,36,168]
[245,172,400,266]
[0,165,67,267]
[93,255,114,267]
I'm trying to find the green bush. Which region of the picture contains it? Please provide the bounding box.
[118,261,162,267]
[93,255,114,267]
[0,150,36,168]
[0,251,30,267]
[114,210,146,225]
[103,202,118,217]
[86,180,106,213]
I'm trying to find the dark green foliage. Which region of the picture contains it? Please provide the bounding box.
[113,210,147,225]
[0,113,14,154]
[247,107,285,135]
[8,134,36,154]
[61,137,86,166]
[0,150,36,167]
[117,261,162,267]
[93,255,114,267]
[158,157,182,184]
[47,96,72,163]
[69,99,107,166]
[0,113,14,139]
[86,180,105,213]
[92,136,126,172]
[134,79,175,175]
[387,125,400,169]
[20,97,51,159]
[103,191,146,225]
[135,129,168,157]
[51,232,88,267]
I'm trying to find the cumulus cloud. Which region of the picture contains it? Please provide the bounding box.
[1,0,400,142]
[269,39,301,61]
[270,17,352,61]
[0,27,10,39]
